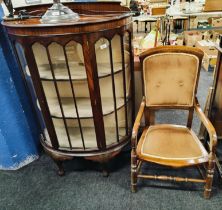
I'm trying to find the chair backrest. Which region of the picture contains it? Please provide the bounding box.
[140,46,204,109]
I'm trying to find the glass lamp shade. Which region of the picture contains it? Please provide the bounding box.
[41,0,79,23]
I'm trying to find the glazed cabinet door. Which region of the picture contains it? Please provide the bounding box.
[11,27,133,154]
[93,31,132,148]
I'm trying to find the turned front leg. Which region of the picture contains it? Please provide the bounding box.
[204,155,216,199]
[131,149,137,193]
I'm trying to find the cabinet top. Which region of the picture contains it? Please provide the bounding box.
[2,2,132,36]
[2,13,131,28]
[2,13,132,36]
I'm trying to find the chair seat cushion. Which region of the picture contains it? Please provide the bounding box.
[136,124,208,167]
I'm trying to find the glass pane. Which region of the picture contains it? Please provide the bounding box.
[32,43,50,78]
[65,41,86,80]
[124,31,130,52]
[65,41,97,148]
[33,41,98,149]
[117,106,127,140]
[124,32,132,135]
[95,37,117,145]
[32,43,70,148]
[124,32,131,98]
[48,42,69,79]
[127,102,132,135]
[46,110,98,149]
[113,34,129,138]
[15,42,27,73]
[110,35,124,77]
[15,42,45,132]
[32,43,60,117]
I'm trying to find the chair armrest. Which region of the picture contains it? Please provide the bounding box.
[132,98,146,149]
[194,98,217,154]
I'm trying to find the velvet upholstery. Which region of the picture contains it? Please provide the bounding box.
[136,124,208,167]
[143,53,199,107]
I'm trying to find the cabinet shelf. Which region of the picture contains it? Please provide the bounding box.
[44,97,128,119]
[26,62,128,81]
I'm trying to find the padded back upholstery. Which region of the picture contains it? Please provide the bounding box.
[140,46,203,107]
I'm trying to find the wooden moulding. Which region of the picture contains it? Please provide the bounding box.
[41,135,130,157]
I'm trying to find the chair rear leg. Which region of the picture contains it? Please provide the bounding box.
[204,157,215,199]
[131,150,137,192]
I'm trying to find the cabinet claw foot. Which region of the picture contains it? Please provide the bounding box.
[101,163,109,177]
[55,160,65,176]
[102,169,109,177]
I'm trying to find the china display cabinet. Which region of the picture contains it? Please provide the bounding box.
[2,2,134,175]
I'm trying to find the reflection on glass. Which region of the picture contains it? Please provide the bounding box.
[95,37,117,145]
[32,41,97,149]
[95,34,131,145]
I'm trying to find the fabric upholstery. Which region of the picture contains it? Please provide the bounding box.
[137,124,208,167]
[143,53,199,107]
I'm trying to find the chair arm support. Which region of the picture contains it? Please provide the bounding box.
[194,98,217,154]
[131,98,146,148]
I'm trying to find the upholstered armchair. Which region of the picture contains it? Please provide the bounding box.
[131,46,217,199]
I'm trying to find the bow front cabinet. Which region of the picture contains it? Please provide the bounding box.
[2,2,134,175]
